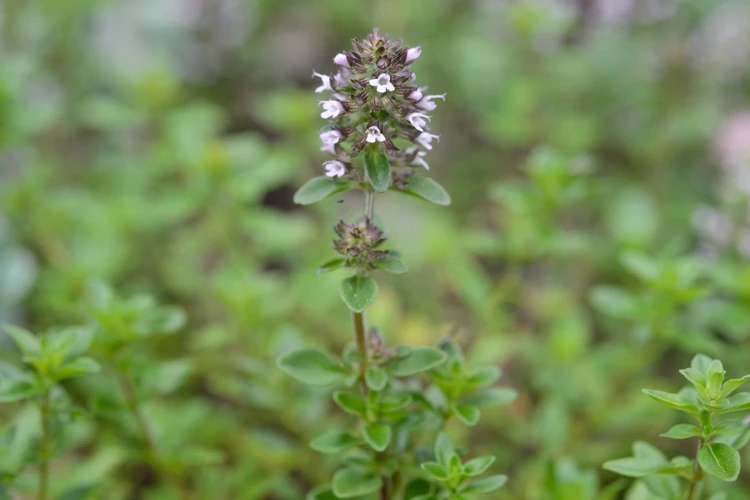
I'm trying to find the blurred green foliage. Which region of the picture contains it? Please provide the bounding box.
[1,0,750,498]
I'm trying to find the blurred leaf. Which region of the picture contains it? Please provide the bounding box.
[277,349,348,386]
[388,348,446,377]
[398,177,451,206]
[362,423,391,452]
[332,468,382,498]
[293,177,350,205]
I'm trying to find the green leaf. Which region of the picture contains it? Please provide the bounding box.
[54,357,101,380]
[364,149,390,193]
[332,468,383,498]
[365,367,388,391]
[463,455,495,476]
[720,374,750,399]
[3,324,41,357]
[680,367,707,389]
[642,389,698,414]
[0,380,37,402]
[310,431,362,454]
[466,366,501,387]
[421,461,448,480]
[315,258,346,275]
[339,276,378,313]
[721,392,750,413]
[363,423,391,452]
[377,258,408,274]
[465,388,518,407]
[691,354,713,376]
[620,252,660,282]
[455,404,480,426]
[660,424,702,440]
[698,443,740,481]
[711,420,746,437]
[277,349,348,386]
[388,347,447,377]
[603,442,670,477]
[47,326,94,360]
[434,432,456,470]
[706,360,725,399]
[333,391,366,417]
[306,485,338,500]
[399,177,451,206]
[460,475,508,494]
[294,176,350,205]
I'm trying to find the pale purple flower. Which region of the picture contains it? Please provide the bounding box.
[319,100,344,119]
[408,87,424,102]
[366,126,386,143]
[406,146,430,170]
[417,93,446,111]
[406,46,422,63]
[320,130,342,146]
[744,414,750,425]
[320,143,336,155]
[324,160,346,178]
[369,73,395,93]
[333,72,346,87]
[415,132,440,150]
[334,53,350,67]
[407,112,431,132]
[312,70,333,93]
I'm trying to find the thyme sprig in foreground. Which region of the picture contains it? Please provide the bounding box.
[278,30,516,500]
[604,355,750,500]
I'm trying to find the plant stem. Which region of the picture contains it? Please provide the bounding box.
[686,439,703,500]
[117,370,159,455]
[353,312,368,383]
[38,388,51,500]
[115,366,192,499]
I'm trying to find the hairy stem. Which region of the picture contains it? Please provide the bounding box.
[38,388,51,500]
[686,439,703,500]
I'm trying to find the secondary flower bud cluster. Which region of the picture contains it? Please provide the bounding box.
[313,29,445,182]
[333,218,389,270]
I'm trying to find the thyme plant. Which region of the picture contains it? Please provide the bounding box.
[604,355,750,500]
[0,324,100,499]
[278,30,516,499]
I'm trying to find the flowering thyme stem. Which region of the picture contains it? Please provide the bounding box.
[38,388,51,500]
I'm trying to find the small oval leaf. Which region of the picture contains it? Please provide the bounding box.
[364,149,391,193]
[332,468,383,498]
[315,258,346,275]
[294,177,350,205]
[339,276,378,313]
[388,347,447,377]
[377,258,408,274]
[363,423,392,452]
[398,177,451,206]
[698,443,740,481]
[277,349,348,386]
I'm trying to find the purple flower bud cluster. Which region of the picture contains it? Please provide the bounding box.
[312,29,445,181]
[333,218,389,270]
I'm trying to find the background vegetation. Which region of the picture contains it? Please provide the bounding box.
[2,0,750,498]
